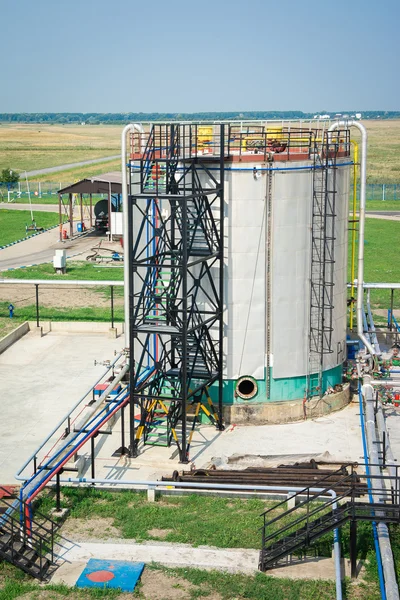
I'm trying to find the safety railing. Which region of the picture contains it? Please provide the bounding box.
[129,124,351,165]
[259,463,400,572]
[15,353,124,483]
[0,486,60,580]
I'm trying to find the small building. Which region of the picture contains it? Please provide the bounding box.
[58,172,123,240]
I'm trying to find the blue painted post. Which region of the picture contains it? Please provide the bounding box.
[8,303,14,318]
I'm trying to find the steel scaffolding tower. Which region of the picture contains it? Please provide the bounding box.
[127,124,225,462]
[307,132,341,398]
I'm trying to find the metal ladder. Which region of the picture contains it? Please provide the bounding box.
[307,133,338,398]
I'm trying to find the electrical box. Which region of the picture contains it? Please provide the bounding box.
[53,249,67,274]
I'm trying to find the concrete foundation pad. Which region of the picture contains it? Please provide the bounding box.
[50,507,69,519]
[0,321,29,354]
[53,540,260,583]
[51,539,358,585]
[0,331,122,483]
[224,384,351,425]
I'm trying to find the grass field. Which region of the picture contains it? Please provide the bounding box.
[348,218,400,309]
[0,560,379,600]
[0,209,60,246]
[358,119,400,183]
[0,261,124,281]
[0,123,121,173]
[30,487,384,599]
[1,120,400,184]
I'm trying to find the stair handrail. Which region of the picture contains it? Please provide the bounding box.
[260,465,355,519]
[261,488,352,547]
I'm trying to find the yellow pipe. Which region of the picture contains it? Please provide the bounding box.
[349,140,359,331]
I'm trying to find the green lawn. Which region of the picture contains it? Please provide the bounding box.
[0,560,380,600]
[348,218,400,309]
[30,487,385,599]
[366,200,400,211]
[0,261,123,281]
[0,209,60,246]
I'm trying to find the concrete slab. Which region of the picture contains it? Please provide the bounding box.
[0,326,364,487]
[52,540,260,583]
[0,331,122,483]
[77,399,364,484]
[51,539,358,585]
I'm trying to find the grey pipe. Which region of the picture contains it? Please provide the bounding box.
[366,290,381,354]
[56,476,342,600]
[371,380,400,387]
[328,121,375,356]
[121,123,144,348]
[19,363,130,500]
[375,401,397,491]
[363,377,399,600]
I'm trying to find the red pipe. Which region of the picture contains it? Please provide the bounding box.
[24,396,130,532]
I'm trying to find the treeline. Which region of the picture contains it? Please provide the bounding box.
[0,111,399,124]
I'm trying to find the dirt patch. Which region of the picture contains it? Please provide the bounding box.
[61,516,121,540]
[155,500,181,508]
[140,569,194,600]
[147,528,173,539]
[18,592,65,600]
[0,283,118,310]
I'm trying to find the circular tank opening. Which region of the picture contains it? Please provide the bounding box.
[235,376,258,400]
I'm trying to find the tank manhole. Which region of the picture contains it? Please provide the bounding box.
[235,376,258,400]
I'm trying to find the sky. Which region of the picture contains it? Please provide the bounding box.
[0,0,399,113]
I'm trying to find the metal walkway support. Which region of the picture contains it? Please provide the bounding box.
[128,124,225,462]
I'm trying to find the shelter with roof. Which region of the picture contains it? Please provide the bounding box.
[58,172,123,240]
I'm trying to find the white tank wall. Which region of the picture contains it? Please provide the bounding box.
[223,167,266,380]
[270,160,350,379]
[133,156,351,388]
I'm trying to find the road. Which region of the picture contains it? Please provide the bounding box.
[0,229,101,270]
[22,155,120,177]
[0,203,61,213]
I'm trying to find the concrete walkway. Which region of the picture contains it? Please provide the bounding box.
[0,330,122,483]
[0,203,64,213]
[54,540,259,582]
[52,538,354,586]
[0,229,101,270]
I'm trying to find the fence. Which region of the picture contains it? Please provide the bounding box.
[1,181,400,203]
[356,183,400,202]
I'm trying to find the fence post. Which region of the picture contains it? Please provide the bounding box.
[383,183,385,202]
[110,285,114,329]
[35,284,40,327]
[390,289,394,331]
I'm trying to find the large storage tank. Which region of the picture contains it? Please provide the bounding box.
[197,125,351,422]
[129,122,352,426]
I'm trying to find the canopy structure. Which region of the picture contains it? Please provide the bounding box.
[58,172,122,240]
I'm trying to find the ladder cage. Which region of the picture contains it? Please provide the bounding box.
[307,130,349,399]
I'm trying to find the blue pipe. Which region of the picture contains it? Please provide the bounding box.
[22,366,156,503]
[129,162,353,173]
[358,383,387,600]
[23,389,131,501]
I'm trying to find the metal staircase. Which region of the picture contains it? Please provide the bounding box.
[0,487,60,580]
[128,124,225,461]
[307,132,340,398]
[259,464,400,572]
